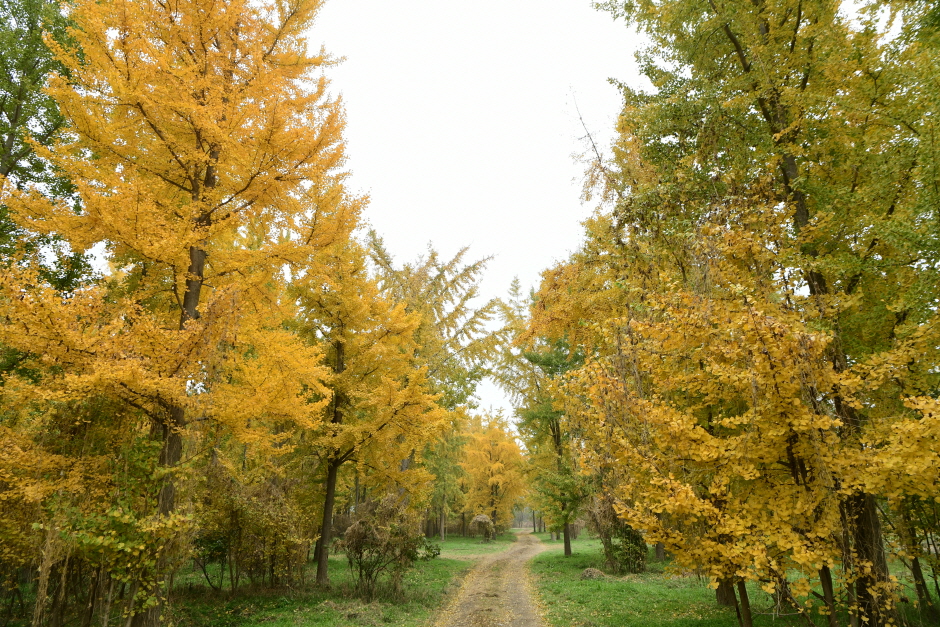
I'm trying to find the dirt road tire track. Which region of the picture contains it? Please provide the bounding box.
[433,531,546,627]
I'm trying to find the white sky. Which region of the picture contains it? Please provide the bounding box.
[308,0,647,414]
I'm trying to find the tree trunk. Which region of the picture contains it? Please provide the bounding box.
[901,506,938,621]
[819,565,838,627]
[157,406,186,516]
[716,578,736,606]
[130,236,210,627]
[180,245,207,328]
[440,508,446,540]
[655,543,666,561]
[80,566,101,627]
[563,523,572,557]
[736,580,754,627]
[912,556,939,621]
[47,559,67,627]
[316,459,340,585]
[312,534,323,572]
[315,334,348,585]
[101,576,116,627]
[848,492,891,627]
[129,408,187,627]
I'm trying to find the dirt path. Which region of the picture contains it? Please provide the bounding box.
[433,530,547,627]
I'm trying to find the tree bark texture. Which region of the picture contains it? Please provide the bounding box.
[847,492,891,627]
[316,459,340,586]
[736,580,754,627]
[716,578,736,607]
[819,565,839,627]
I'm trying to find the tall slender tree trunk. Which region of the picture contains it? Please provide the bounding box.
[316,458,340,585]
[563,523,572,557]
[911,556,939,621]
[819,565,839,627]
[901,507,939,621]
[316,336,347,586]
[736,580,754,627]
[847,492,891,627]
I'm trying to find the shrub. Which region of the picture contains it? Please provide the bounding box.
[339,495,439,599]
[469,514,495,542]
[586,495,647,574]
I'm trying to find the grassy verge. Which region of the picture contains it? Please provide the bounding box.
[168,531,517,627]
[436,529,518,560]
[530,535,935,627]
[531,536,795,627]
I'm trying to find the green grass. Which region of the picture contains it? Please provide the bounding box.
[530,536,937,627]
[435,529,518,560]
[168,532,518,627]
[531,536,796,627]
[169,556,464,627]
[165,530,940,627]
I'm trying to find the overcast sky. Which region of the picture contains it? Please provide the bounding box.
[308,0,647,414]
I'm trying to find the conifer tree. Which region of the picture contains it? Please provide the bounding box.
[496,282,586,556]
[368,233,504,409]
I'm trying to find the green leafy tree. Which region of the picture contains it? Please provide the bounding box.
[0,0,68,184]
[497,281,589,557]
[523,0,940,624]
[424,413,468,539]
[0,0,89,288]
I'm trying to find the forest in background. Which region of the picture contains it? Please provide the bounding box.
[1,0,939,626]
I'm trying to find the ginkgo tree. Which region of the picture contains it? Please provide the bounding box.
[461,414,527,533]
[521,0,940,625]
[367,235,507,537]
[0,0,358,622]
[291,239,445,585]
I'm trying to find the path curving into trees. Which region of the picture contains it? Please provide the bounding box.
[434,530,547,627]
